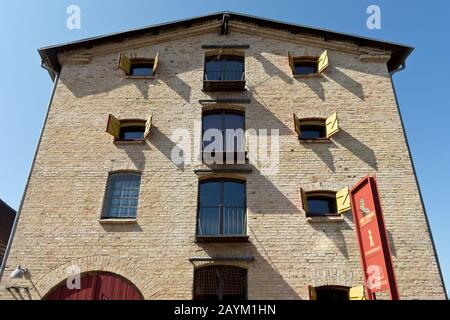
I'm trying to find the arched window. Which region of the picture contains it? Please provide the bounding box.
[293,57,318,75]
[118,120,146,140]
[102,172,142,219]
[293,113,340,141]
[202,110,245,163]
[194,266,247,300]
[44,272,143,300]
[197,179,247,239]
[302,191,338,217]
[299,119,326,140]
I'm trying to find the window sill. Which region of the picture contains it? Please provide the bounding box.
[98,218,138,225]
[125,76,155,80]
[306,215,344,223]
[196,235,249,243]
[293,73,322,79]
[300,138,332,144]
[114,139,146,145]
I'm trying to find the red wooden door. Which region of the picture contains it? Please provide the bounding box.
[45,272,142,300]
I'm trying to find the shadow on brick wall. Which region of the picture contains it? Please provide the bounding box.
[308,219,353,258]
[158,73,192,103]
[252,53,294,86]
[60,71,152,100]
[247,165,299,215]
[302,142,339,172]
[248,94,293,136]
[196,241,301,299]
[149,126,186,171]
[337,130,378,170]
[326,66,365,101]
[114,142,150,171]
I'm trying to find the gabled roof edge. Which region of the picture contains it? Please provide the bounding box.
[38,11,414,76]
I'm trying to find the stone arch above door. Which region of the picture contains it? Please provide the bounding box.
[34,255,160,300]
[44,271,143,300]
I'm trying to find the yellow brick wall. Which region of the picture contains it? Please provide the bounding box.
[0,29,445,300]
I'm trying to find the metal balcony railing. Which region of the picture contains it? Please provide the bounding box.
[197,205,247,236]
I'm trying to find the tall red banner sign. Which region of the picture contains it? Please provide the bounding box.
[350,176,399,300]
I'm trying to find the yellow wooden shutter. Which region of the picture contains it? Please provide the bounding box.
[349,286,366,300]
[293,113,300,138]
[288,52,295,73]
[118,53,132,75]
[336,187,351,214]
[325,113,339,138]
[106,114,121,138]
[152,51,160,74]
[301,188,309,214]
[318,50,329,73]
[309,286,317,300]
[144,114,153,139]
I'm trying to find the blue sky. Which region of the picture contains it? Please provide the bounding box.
[1,0,449,295]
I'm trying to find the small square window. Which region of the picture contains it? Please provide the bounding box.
[299,120,326,140]
[294,60,318,75]
[119,125,145,140]
[302,191,338,217]
[130,62,154,77]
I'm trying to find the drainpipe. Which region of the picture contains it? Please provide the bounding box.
[0,64,61,280]
[389,63,448,299]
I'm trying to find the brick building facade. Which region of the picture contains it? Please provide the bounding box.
[0,12,446,300]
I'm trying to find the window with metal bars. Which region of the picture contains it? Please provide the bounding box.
[194,266,247,300]
[102,172,141,219]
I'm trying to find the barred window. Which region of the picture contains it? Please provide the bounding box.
[194,266,247,300]
[102,173,141,219]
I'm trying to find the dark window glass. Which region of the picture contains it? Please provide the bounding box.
[103,173,141,219]
[294,61,317,75]
[316,287,350,301]
[198,179,246,236]
[202,111,245,154]
[194,266,247,300]
[130,63,153,76]
[119,125,145,140]
[300,124,326,140]
[205,55,244,81]
[307,194,337,216]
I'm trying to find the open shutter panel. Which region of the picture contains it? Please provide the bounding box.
[106,114,121,139]
[293,113,300,138]
[152,51,160,74]
[288,52,295,74]
[336,187,351,214]
[144,114,153,139]
[349,286,366,300]
[325,113,339,138]
[301,188,309,214]
[118,53,132,75]
[318,50,329,73]
[308,286,317,300]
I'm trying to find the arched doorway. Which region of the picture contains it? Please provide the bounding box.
[44,272,143,300]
